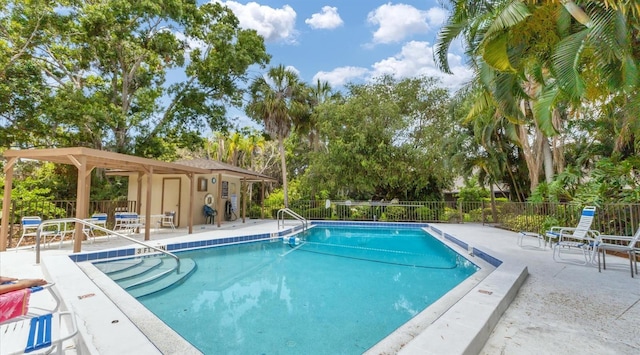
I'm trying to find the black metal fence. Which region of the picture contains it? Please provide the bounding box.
[3,198,639,249]
[250,200,640,237]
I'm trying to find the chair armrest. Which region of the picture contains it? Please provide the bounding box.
[599,235,634,243]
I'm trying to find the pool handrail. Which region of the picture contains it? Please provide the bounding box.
[33,218,181,273]
[277,208,308,231]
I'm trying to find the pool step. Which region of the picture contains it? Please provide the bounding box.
[95,256,197,298]
[94,258,144,274]
[105,258,163,281]
[127,258,197,298]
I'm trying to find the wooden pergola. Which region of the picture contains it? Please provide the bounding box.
[1,147,209,252]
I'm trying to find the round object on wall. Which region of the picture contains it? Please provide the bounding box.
[211,177,217,184]
[204,193,214,206]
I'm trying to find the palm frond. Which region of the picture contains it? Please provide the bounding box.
[485,0,532,38]
[533,85,561,136]
[435,21,467,74]
[482,33,517,72]
[464,90,495,124]
[552,29,588,99]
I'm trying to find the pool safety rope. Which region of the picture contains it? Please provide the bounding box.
[287,241,458,269]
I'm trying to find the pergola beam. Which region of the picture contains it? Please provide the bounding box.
[0,147,209,252]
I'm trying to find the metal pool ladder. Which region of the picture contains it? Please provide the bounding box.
[277,208,308,231]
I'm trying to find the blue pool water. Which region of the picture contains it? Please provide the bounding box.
[127,225,478,354]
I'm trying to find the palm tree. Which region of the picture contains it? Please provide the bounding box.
[304,80,332,151]
[246,65,308,207]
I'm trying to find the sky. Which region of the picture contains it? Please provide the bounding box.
[205,0,473,127]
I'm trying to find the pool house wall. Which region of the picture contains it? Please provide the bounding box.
[125,173,246,227]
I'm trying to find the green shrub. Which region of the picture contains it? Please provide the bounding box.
[415,206,433,221]
[335,204,352,219]
[467,208,483,222]
[385,206,406,221]
[501,214,547,233]
[249,205,262,218]
[441,207,461,222]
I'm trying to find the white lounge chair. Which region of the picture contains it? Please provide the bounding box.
[597,226,640,278]
[547,206,600,265]
[0,312,78,355]
[1,281,76,354]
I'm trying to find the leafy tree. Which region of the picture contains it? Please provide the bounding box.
[302,75,454,200]
[1,0,270,156]
[456,178,490,202]
[436,0,640,198]
[246,65,308,207]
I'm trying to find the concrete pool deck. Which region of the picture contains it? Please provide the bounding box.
[1,221,639,354]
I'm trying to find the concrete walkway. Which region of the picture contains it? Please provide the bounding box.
[438,224,640,355]
[1,222,639,354]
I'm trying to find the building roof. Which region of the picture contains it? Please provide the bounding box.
[3,147,210,175]
[173,158,276,182]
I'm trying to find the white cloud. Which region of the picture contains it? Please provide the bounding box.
[313,66,369,87]
[370,41,472,91]
[285,65,300,76]
[214,1,297,43]
[312,41,471,91]
[305,6,344,30]
[425,7,448,27]
[367,3,446,45]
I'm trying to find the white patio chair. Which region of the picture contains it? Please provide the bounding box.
[15,217,58,250]
[86,213,109,241]
[47,220,75,249]
[160,211,176,230]
[547,206,600,265]
[597,226,640,278]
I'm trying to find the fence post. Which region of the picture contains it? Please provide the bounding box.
[481,200,485,225]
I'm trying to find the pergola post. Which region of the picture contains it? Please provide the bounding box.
[144,166,153,241]
[188,173,194,234]
[1,157,17,251]
[136,173,143,215]
[216,173,223,227]
[73,155,88,253]
[261,180,265,219]
[241,178,246,223]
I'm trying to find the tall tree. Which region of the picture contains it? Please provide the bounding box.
[1,0,270,157]
[246,65,308,207]
[304,75,453,200]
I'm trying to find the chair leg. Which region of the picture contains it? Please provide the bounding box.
[598,248,602,272]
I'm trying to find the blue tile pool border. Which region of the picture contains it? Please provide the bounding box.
[67,221,502,268]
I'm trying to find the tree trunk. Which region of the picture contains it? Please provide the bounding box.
[552,108,565,174]
[542,136,554,184]
[278,137,289,208]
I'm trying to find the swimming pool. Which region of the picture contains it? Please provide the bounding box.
[107,225,478,354]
